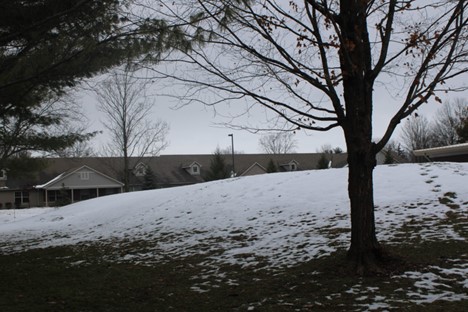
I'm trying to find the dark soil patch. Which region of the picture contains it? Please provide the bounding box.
[0,238,467,311]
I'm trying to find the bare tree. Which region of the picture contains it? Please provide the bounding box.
[432,99,468,146]
[458,107,468,142]
[318,144,343,154]
[259,132,297,154]
[219,146,244,155]
[96,64,169,191]
[43,94,99,158]
[400,115,435,152]
[145,1,468,273]
[400,100,468,153]
[53,134,96,158]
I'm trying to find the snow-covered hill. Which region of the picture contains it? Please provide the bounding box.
[1,162,466,269]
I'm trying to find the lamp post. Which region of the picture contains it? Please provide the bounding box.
[228,134,235,176]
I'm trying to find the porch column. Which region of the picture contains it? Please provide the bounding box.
[96,188,99,198]
[45,189,48,207]
[71,189,74,203]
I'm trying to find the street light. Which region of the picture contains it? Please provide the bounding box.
[228,134,235,176]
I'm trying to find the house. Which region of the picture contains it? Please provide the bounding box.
[0,163,123,209]
[35,165,123,207]
[413,143,468,162]
[0,153,351,208]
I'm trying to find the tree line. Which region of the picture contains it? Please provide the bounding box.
[400,99,468,153]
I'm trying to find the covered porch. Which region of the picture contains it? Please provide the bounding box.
[43,187,122,207]
[36,165,124,207]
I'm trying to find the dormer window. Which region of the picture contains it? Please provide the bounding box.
[183,162,202,176]
[134,163,147,177]
[279,160,299,171]
[0,169,6,180]
[190,163,201,175]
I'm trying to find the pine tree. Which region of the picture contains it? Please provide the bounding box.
[0,0,193,167]
[142,167,157,190]
[383,151,394,164]
[316,154,329,170]
[205,149,230,181]
[266,159,277,173]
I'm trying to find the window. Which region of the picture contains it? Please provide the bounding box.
[15,191,29,205]
[185,163,200,176]
[79,172,90,180]
[48,190,57,202]
[0,169,6,180]
[134,164,147,177]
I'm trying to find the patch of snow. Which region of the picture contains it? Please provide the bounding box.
[0,207,54,223]
[1,163,467,264]
[0,162,467,307]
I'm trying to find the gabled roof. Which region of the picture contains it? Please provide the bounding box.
[134,162,148,168]
[4,153,349,189]
[240,162,267,176]
[36,165,123,190]
[182,161,202,169]
[279,159,299,166]
[35,171,67,189]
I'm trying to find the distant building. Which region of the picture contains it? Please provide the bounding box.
[413,143,468,162]
[0,151,404,208]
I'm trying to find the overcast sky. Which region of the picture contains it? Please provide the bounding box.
[80,91,345,155]
[79,84,466,156]
[70,1,468,157]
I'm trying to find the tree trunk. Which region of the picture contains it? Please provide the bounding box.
[123,135,129,192]
[123,111,129,192]
[346,141,381,273]
[123,152,129,192]
[339,1,382,273]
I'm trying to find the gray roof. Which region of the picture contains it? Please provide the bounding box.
[413,143,468,157]
[4,153,348,190]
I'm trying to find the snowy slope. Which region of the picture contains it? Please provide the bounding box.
[0,162,466,269]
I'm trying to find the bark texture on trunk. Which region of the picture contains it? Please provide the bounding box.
[339,1,382,273]
[346,144,381,273]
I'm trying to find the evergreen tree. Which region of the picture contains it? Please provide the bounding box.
[0,99,97,167]
[0,0,192,167]
[56,184,71,207]
[142,167,157,190]
[383,151,394,164]
[205,149,230,181]
[4,153,47,183]
[333,147,344,154]
[316,154,329,170]
[266,159,277,173]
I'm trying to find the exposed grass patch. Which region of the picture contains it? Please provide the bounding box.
[0,238,467,311]
[444,192,457,199]
[439,192,460,209]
